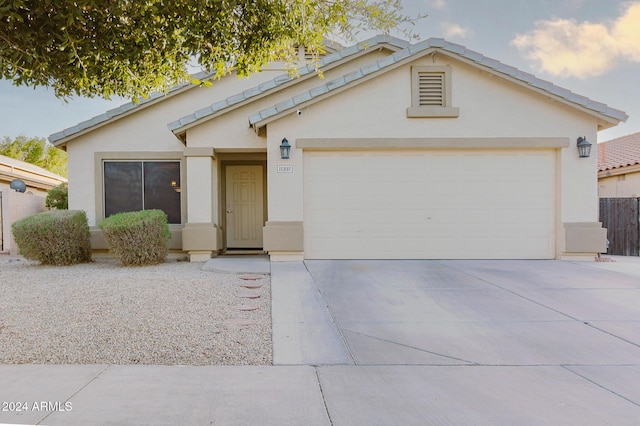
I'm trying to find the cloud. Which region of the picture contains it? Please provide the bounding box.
[512,2,640,78]
[441,22,472,39]
[430,0,447,10]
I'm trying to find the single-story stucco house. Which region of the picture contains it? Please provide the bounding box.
[49,36,628,262]
[598,132,640,197]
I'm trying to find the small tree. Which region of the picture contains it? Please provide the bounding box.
[46,183,68,210]
[0,1,421,100]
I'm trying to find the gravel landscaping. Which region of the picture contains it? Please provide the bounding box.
[0,256,271,365]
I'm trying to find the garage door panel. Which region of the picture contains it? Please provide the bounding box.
[304,150,556,259]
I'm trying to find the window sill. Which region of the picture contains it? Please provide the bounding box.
[406,106,460,118]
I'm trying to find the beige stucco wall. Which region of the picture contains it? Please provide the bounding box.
[63,45,609,259]
[1,190,47,254]
[264,55,600,224]
[599,172,640,197]
[261,54,602,258]
[66,49,394,228]
[65,70,280,226]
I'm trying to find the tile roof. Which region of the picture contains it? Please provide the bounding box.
[167,35,410,134]
[598,132,640,171]
[48,70,215,145]
[48,36,628,144]
[48,36,407,144]
[249,38,628,129]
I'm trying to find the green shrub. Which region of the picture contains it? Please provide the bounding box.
[99,209,171,266]
[45,182,68,210]
[11,210,91,265]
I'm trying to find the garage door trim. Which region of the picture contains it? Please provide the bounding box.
[297,137,569,150]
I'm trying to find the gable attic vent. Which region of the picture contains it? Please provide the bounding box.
[407,65,459,118]
[417,71,445,106]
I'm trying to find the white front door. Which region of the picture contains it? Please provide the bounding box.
[226,165,264,248]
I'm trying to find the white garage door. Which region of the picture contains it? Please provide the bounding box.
[304,150,556,259]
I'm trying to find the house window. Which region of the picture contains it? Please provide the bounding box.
[407,65,460,118]
[103,161,181,224]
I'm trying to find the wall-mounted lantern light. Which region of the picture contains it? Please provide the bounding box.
[280,138,291,159]
[577,136,592,158]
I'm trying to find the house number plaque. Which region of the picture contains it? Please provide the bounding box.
[277,165,293,173]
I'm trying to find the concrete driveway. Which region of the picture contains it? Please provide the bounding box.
[272,259,640,424]
[3,258,640,425]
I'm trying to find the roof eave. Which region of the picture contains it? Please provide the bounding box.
[252,43,627,132]
[598,162,640,177]
[250,46,441,131]
[48,72,215,146]
[170,36,410,135]
[430,48,628,128]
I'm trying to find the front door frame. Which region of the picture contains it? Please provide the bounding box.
[221,159,267,251]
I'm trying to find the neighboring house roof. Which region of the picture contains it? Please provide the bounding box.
[249,38,628,131]
[167,35,409,138]
[0,154,67,191]
[598,132,640,172]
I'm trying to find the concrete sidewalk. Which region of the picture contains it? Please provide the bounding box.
[2,257,640,425]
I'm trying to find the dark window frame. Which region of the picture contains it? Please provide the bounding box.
[103,160,182,224]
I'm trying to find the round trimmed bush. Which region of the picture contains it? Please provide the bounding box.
[11,210,91,265]
[99,209,171,266]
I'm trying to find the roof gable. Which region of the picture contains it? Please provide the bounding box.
[167,35,409,139]
[248,38,628,132]
[598,132,640,172]
[49,36,408,146]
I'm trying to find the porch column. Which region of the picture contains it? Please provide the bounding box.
[182,148,220,262]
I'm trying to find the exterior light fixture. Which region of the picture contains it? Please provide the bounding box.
[9,179,26,193]
[577,136,592,158]
[280,138,291,159]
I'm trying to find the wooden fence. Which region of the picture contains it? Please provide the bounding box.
[599,198,640,256]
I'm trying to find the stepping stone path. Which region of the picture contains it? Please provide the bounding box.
[239,274,263,280]
[238,274,264,289]
[224,274,262,326]
[239,282,263,289]
[238,290,261,299]
[234,304,259,311]
[223,273,267,328]
[223,318,258,327]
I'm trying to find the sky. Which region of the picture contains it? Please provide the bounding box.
[1,0,639,143]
